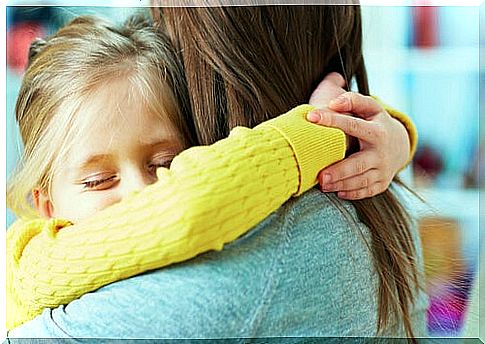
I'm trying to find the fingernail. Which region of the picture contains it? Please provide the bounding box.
[338,191,347,198]
[307,110,321,123]
[329,96,347,108]
[323,174,332,183]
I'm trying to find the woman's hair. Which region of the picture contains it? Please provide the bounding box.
[154,5,421,339]
[7,14,195,218]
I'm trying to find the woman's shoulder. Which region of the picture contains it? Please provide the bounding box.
[283,187,360,222]
[276,187,370,246]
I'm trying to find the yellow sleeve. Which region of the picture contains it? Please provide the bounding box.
[374,97,418,168]
[7,104,345,329]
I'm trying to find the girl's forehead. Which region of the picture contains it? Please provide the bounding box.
[52,74,182,169]
[62,97,178,168]
[78,96,166,136]
[78,80,152,123]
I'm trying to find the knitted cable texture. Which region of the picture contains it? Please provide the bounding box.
[7,105,343,329]
[6,103,416,330]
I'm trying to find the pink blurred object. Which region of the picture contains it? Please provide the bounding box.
[413,144,444,186]
[7,21,45,73]
[412,4,439,48]
[427,270,475,335]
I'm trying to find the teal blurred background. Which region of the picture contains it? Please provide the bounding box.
[5,3,484,337]
[361,6,482,336]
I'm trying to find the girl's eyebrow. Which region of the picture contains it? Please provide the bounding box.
[141,139,183,156]
[140,138,178,148]
[73,154,113,173]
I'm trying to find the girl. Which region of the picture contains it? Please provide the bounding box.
[7,14,417,331]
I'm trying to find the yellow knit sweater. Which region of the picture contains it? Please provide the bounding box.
[6,104,417,330]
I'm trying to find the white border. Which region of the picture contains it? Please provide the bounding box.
[1,0,483,342]
[4,0,485,6]
[1,2,7,342]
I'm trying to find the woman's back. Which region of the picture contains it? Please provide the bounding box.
[247,189,428,336]
[9,189,428,337]
[159,6,425,337]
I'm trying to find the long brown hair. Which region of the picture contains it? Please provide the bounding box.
[154,5,421,339]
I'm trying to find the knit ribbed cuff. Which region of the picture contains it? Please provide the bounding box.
[257,105,346,196]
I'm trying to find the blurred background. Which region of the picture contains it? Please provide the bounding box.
[5,2,484,337]
[362,5,483,337]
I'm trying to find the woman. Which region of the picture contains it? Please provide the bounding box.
[156,5,428,338]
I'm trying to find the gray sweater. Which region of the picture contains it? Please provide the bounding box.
[8,189,428,339]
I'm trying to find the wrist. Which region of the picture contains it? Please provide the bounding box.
[376,97,418,169]
[258,105,346,195]
[391,116,411,171]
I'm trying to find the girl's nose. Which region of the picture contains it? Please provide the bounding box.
[120,167,156,198]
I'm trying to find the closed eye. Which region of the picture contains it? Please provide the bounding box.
[81,175,119,191]
[147,154,175,174]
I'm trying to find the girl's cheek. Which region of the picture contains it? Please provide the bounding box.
[66,192,121,223]
[92,192,122,213]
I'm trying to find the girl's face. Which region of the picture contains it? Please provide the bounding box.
[34,80,183,223]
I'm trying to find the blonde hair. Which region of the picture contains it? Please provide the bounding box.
[7,14,193,218]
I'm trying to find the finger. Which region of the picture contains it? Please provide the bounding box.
[309,73,346,107]
[318,152,380,184]
[307,110,384,142]
[320,169,381,192]
[322,72,346,88]
[337,182,385,200]
[328,92,383,118]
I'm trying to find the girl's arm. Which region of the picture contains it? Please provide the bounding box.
[7,100,417,330]
[7,104,344,329]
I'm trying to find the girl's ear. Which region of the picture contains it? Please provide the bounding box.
[32,188,54,218]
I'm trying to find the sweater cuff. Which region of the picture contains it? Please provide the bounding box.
[373,96,418,169]
[257,105,346,196]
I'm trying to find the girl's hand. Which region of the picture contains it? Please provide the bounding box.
[308,72,349,146]
[307,92,410,200]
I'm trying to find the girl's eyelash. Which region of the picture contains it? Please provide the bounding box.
[149,155,175,169]
[80,154,176,190]
[150,161,171,169]
[82,175,117,189]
